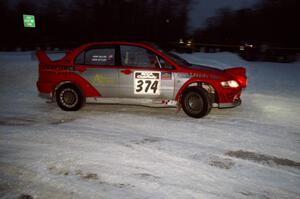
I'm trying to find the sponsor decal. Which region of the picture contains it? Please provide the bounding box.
[135,71,159,79]
[161,72,172,80]
[189,73,209,79]
[91,74,115,85]
[177,72,219,80]
[91,54,114,62]
[208,74,220,80]
[134,71,161,95]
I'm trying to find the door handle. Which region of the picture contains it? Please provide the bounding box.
[121,69,133,75]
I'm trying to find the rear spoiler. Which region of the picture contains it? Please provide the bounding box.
[36,50,51,64]
[225,67,247,88]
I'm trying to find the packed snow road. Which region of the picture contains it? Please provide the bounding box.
[0,52,299,199]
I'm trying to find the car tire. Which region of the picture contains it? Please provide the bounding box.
[56,84,85,111]
[181,87,212,118]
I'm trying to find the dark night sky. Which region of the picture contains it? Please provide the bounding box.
[189,0,260,31]
[10,0,261,32]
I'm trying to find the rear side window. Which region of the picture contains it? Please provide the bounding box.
[120,45,158,68]
[75,52,84,64]
[75,46,115,66]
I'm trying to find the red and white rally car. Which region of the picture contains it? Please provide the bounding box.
[36,42,247,118]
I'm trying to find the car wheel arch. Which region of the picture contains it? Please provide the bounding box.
[180,86,212,118]
[52,74,101,98]
[54,81,84,99]
[176,80,219,104]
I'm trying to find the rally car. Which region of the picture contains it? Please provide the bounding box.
[36,42,247,118]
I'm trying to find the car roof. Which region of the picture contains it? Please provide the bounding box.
[80,41,155,48]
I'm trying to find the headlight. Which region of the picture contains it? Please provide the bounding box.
[221,80,239,88]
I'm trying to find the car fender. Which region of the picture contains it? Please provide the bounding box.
[175,78,220,102]
[50,72,101,98]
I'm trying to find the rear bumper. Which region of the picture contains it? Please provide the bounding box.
[37,81,53,93]
[218,99,241,108]
[37,80,54,100]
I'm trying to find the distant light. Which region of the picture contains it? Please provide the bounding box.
[165,19,170,23]
[240,43,254,51]
[245,43,254,48]
[179,38,184,44]
[186,40,192,46]
[23,14,36,28]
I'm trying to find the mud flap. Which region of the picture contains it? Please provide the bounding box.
[176,97,182,114]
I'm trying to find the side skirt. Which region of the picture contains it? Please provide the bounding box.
[86,97,178,108]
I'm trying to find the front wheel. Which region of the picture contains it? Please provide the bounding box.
[181,87,212,118]
[56,84,85,111]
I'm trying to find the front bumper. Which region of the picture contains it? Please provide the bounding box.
[218,99,241,108]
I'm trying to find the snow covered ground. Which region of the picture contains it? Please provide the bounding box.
[0,51,299,199]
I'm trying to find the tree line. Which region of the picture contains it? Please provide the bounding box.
[0,0,190,50]
[193,0,300,48]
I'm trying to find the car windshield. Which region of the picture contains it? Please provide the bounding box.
[164,51,192,66]
[152,44,220,71]
[151,44,192,67]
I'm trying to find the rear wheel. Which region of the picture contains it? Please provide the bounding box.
[181,87,211,118]
[56,84,85,111]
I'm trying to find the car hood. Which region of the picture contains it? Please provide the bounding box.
[181,63,247,88]
[186,64,223,72]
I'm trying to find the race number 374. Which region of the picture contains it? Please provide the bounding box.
[134,71,161,95]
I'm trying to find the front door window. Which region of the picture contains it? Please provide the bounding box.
[120,45,159,68]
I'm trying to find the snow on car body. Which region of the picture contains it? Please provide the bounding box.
[36,42,247,118]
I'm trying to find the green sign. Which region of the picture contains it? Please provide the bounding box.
[23,14,36,28]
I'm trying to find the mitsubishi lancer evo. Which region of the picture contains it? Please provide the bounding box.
[36,42,247,118]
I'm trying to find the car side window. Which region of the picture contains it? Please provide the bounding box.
[75,51,84,64]
[157,56,175,70]
[75,46,115,66]
[120,45,159,68]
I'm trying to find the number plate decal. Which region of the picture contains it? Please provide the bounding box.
[134,71,161,95]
